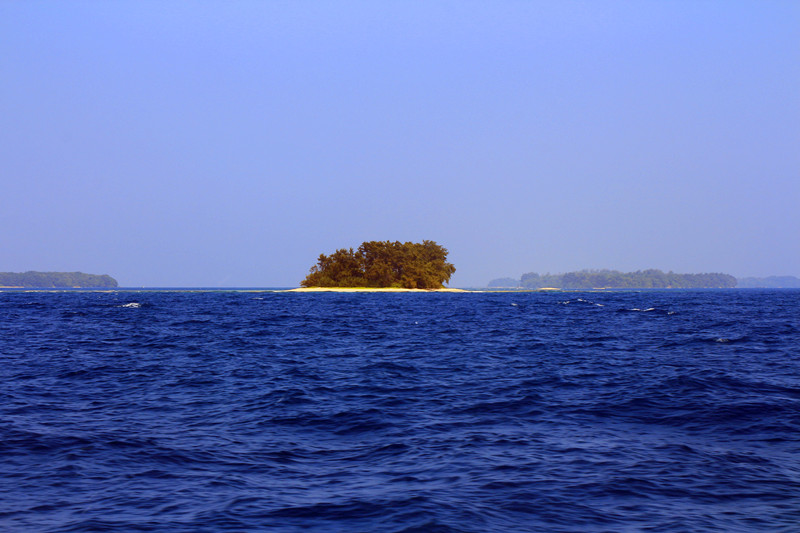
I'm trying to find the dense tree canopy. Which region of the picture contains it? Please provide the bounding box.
[301,240,456,289]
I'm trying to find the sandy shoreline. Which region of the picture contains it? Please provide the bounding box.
[0,287,566,293]
[285,287,469,293]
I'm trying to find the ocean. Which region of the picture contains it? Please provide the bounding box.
[1,289,798,532]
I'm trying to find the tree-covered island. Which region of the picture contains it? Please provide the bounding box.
[0,271,118,288]
[301,240,456,289]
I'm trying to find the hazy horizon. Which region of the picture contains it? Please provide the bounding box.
[2,267,798,290]
[2,2,798,287]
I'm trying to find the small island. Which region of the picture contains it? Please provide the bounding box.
[300,240,456,289]
[0,271,119,288]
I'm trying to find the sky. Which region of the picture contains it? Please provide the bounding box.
[1,1,798,287]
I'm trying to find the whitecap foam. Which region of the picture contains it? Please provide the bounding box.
[120,302,141,308]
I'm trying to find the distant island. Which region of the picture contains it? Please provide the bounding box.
[0,271,118,288]
[301,240,456,289]
[489,269,737,289]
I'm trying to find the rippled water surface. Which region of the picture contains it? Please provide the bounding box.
[1,289,799,531]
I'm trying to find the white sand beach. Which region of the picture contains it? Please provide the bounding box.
[285,287,469,293]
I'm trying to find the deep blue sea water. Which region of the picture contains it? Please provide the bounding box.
[1,289,799,532]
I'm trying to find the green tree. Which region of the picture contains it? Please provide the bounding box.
[301,240,456,288]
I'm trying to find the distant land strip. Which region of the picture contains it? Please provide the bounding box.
[0,272,118,288]
[489,269,747,289]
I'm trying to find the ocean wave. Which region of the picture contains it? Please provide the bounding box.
[2,289,799,531]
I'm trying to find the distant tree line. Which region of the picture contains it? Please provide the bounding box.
[0,271,118,288]
[488,269,737,289]
[301,240,456,289]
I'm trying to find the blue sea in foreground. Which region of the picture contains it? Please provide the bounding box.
[1,289,799,532]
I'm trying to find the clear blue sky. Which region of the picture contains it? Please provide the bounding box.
[1,1,798,287]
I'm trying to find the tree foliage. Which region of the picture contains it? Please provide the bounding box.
[515,269,736,289]
[0,271,118,288]
[301,240,456,289]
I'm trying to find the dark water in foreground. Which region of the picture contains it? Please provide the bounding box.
[1,289,799,532]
